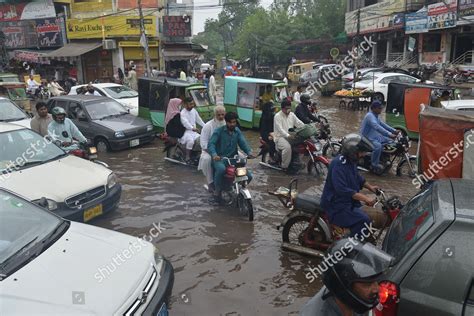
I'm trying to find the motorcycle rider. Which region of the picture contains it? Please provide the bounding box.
[360,100,398,174]
[48,107,87,152]
[26,75,41,97]
[300,238,394,316]
[259,101,276,163]
[180,97,205,162]
[295,94,320,124]
[198,105,226,192]
[208,112,255,202]
[273,99,305,172]
[320,133,380,238]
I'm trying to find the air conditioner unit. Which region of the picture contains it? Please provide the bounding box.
[103,39,117,50]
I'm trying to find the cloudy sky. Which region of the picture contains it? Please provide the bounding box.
[192,0,274,34]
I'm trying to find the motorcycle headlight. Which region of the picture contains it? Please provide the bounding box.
[33,198,58,211]
[88,146,97,155]
[315,142,322,151]
[146,125,154,132]
[236,167,247,177]
[115,131,125,138]
[107,173,117,189]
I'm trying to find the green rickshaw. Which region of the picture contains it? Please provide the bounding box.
[0,73,31,112]
[223,76,291,129]
[138,77,215,131]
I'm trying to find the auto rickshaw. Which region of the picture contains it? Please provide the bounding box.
[416,107,474,188]
[386,82,460,139]
[223,76,290,129]
[138,77,215,131]
[0,73,31,112]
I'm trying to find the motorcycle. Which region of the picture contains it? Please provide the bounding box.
[37,84,50,100]
[163,135,201,167]
[205,155,254,221]
[454,69,473,84]
[269,179,402,258]
[318,121,342,158]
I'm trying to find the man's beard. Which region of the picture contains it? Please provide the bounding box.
[216,119,225,127]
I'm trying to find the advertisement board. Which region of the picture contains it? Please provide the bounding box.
[162,15,192,37]
[405,11,428,34]
[427,0,457,30]
[0,0,55,22]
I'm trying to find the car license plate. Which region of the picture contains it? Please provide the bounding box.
[83,204,103,222]
[235,176,248,182]
[130,139,140,147]
[156,303,168,316]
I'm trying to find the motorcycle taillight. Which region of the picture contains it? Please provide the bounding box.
[374,281,399,316]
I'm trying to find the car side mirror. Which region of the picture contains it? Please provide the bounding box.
[77,111,87,121]
[38,197,48,208]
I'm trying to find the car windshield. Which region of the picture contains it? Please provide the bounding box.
[384,186,435,264]
[0,129,66,173]
[0,99,28,122]
[85,100,128,120]
[103,86,138,99]
[190,89,211,107]
[0,189,64,279]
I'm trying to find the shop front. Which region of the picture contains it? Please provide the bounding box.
[119,41,159,77]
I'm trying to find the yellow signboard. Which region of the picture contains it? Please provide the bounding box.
[119,40,159,47]
[67,15,157,39]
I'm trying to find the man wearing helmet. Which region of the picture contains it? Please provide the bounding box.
[48,107,87,152]
[320,133,380,238]
[300,238,394,315]
[295,94,320,124]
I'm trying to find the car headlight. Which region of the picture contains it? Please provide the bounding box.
[236,167,247,177]
[146,125,153,132]
[33,198,58,211]
[115,131,125,138]
[107,173,117,189]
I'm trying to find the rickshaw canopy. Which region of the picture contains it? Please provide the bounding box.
[224,76,279,105]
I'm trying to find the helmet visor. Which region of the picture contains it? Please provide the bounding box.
[351,242,394,281]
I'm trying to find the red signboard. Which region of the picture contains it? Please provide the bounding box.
[162,15,192,38]
[0,3,26,22]
[117,0,158,8]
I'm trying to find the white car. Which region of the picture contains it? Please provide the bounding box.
[342,67,382,88]
[68,83,139,116]
[0,188,173,315]
[0,97,31,129]
[0,123,121,222]
[354,72,425,103]
[441,99,474,111]
[300,64,337,85]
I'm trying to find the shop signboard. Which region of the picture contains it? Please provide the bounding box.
[36,18,63,48]
[458,0,474,25]
[427,0,457,30]
[0,0,55,22]
[162,15,192,38]
[1,17,64,49]
[67,15,158,39]
[405,10,428,34]
[118,0,158,8]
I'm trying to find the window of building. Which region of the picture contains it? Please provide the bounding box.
[365,0,377,6]
[423,34,441,52]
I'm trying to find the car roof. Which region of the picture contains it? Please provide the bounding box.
[224,76,278,84]
[50,95,110,102]
[441,99,474,110]
[0,122,25,133]
[70,83,122,90]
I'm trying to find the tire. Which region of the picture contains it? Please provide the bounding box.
[95,137,110,153]
[322,141,341,158]
[372,93,384,104]
[308,160,328,178]
[397,156,417,178]
[339,100,346,108]
[237,193,254,221]
[282,215,328,246]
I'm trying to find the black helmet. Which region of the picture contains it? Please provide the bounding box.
[300,94,311,105]
[341,133,373,161]
[51,106,67,123]
[322,239,394,314]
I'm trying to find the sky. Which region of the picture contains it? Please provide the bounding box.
[192,0,274,35]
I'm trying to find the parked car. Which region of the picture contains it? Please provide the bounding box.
[441,99,474,111]
[0,97,31,129]
[47,95,155,152]
[68,83,139,116]
[342,67,382,88]
[354,72,424,103]
[0,123,121,222]
[299,64,337,86]
[0,187,174,315]
[377,179,474,316]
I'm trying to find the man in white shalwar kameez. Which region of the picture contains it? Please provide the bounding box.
[198,105,226,192]
[180,97,205,161]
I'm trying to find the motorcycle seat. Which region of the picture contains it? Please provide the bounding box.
[294,194,323,214]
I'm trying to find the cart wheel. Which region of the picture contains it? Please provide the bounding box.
[339,100,346,108]
[348,101,354,110]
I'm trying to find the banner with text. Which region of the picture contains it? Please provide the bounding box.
[427,0,457,30]
[0,0,55,22]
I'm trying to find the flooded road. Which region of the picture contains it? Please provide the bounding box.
[92,96,417,315]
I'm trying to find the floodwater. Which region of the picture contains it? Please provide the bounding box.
[93,96,417,315]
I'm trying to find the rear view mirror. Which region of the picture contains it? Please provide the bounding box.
[77,111,87,121]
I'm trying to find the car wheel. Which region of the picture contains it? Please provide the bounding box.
[95,137,110,153]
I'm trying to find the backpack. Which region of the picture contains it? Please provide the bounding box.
[166,113,185,138]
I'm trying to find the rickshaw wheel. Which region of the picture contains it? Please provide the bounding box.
[339,100,346,108]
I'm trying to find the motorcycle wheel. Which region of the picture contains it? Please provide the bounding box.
[396,156,417,178]
[454,75,464,84]
[282,215,327,246]
[322,141,341,158]
[237,193,254,221]
[308,160,328,178]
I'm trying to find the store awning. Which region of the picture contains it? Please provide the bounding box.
[11,49,54,65]
[39,42,103,63]
[162,42,207,61]
[162,50,201,61]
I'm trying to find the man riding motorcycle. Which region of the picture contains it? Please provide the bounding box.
[48,107,88,152]
[273,99,305,172]
[300,239,394,316]
[360,100,398,174]
[208,112,255,202]
[295,94,320,124]
[320,133,380,238]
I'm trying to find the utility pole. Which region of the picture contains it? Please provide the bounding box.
[352,9,361,91]
[138,0,151,77]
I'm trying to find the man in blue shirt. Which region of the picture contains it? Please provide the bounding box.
[360,100,398,173]
[208,112,255,201]
[320,134,380,237]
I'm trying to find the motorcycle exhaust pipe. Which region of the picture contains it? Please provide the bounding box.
[281,242,326,258]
